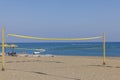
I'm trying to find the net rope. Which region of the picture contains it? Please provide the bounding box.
[8,34,103,41]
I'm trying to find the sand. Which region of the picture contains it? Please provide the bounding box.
[0,56,120,80]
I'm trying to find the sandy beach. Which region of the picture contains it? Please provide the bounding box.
[0,56,120,80]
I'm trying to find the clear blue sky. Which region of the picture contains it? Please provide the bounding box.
[0,0,120,42]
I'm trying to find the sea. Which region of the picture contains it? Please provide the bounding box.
[1,42,120,57]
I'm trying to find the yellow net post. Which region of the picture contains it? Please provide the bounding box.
[103,33,106,65]
[1,27,5,71]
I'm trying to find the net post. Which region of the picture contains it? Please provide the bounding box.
[103,33,106,65]
[1,27,5,71]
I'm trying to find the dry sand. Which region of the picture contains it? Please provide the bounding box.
[0,56,120,80]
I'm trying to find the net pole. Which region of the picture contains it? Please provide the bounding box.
[103,33,106,65]
[1,27,5,71]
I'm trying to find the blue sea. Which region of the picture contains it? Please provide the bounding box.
[2,42,120,57]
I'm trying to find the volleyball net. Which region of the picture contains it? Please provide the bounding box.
[8,34,103,41]
[7,33,106,65]
[1,28,106,71]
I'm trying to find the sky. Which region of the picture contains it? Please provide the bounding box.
[0,0,120,42]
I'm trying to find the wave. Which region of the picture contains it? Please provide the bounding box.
[35,49,46,52]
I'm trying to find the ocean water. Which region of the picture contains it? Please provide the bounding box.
[1,42,120,57]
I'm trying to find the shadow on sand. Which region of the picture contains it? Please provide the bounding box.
[7,69,80,80]
[86,64,120,69]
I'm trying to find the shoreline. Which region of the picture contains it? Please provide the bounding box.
[16,53,120,58]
